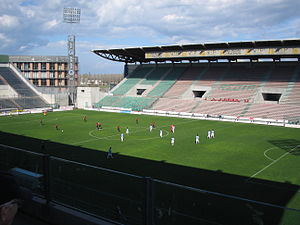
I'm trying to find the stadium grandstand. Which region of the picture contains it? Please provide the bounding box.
[2,40,300,225]
[0,56,49,110]
[0,55,75,111]
[93,39,300,124]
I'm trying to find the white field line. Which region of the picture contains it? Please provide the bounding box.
[72,128,170,145]
[263,147,276,161]
[71,119,196,145]
[263,145,298,162]
[72,117,239,145]
[89,129,170,141]
[247,144,300,181]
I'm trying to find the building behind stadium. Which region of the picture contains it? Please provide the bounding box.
[8,55,79,87]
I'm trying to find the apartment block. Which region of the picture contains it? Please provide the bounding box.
[9,55,78,87]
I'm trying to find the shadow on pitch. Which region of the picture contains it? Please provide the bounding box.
[269,139,300,155]
[1,131,300,225]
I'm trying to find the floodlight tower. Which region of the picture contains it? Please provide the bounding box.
[63,7,81,106]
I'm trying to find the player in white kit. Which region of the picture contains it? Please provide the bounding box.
[121,133,124,142]
[195,134,199,144]
[160,129,163,138]
[211,130,215,138]
[207,130,211,139]
[171,137,175,146]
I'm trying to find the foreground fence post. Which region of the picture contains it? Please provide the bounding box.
[144,176,154,225]
[43,154,51,205]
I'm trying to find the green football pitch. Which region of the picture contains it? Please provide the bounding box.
[1,109,300,211]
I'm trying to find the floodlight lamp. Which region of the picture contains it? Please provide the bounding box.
[63,7,81,23]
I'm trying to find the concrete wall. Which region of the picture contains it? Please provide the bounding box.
[0,85,18,98]
[40,93,68,106]
[77,87,106,108]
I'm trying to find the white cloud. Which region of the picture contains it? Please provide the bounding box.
[162,14,187,22]
[43,19,59,30]
[0,0,299,73]
[0,15,19,28]
[20,7,35,18]
[0,33,8,41]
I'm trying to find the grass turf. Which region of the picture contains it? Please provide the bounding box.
[1,109,300,223]
[1,109,300,184]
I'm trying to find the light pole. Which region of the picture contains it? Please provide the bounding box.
[63,7,81,106]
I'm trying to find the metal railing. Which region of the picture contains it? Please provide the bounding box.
[1,144,300,225]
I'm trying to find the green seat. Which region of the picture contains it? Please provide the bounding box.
[140,67,170,85]
[147,67,186,97]
[114,97,157,111]
[94,96,121,108]
[112,67,153,95]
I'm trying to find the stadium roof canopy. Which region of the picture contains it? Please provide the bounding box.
[92,39,300,63]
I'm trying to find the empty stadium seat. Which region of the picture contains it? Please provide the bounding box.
[95,62,300,120]
[0,67,48,109]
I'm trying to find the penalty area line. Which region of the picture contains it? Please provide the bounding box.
[246,144,300,182]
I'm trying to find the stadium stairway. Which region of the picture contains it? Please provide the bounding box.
[140,66,170,86]
[0,65,48,109]
[282,81,300,105]
[189,66,229,113]
[190,100,203,113]
[95,62,300,120]
[179,65,209,99]
[239,65,275,117]
[193,65,225,87]
[153,64,207,113]
[241,64,300,119]
[147,66,186,97]
[279,66,300,104]
[163,65,207,99]
[204,64,269,102]
[137,66,172,96]
[111,66,154,95]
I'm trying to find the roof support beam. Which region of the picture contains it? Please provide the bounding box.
[92,39,300,63]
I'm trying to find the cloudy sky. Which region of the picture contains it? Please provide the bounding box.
[0,0,299,74]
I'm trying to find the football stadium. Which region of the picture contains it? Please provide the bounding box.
[1,38,300,225]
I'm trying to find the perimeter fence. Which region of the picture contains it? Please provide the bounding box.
[0,144,300,225]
